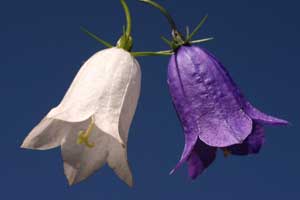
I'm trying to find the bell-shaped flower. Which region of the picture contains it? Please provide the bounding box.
[141,0,289,180]
[22,47,141,186]
[168,46,288,179]
[21,0,176,187]
[20,0,154,187]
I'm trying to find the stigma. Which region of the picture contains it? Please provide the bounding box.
[77,116,95,148]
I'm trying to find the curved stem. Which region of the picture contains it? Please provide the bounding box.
[139,0,177,31]
[120,0,131,36]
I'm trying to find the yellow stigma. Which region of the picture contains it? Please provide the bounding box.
[77,116,95,148]
[223,148,231,157]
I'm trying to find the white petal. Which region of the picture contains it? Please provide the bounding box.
[117,58,141,144]
[48,48,138,124]
[45,47,141,145]
[93,50,141,144]
[21,118,70,150]
[61,125,108,185]
[61,123,132,186]
[107,142,133,187]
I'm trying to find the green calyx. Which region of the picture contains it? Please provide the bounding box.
[81,0,172,57]
[139,0,213,51]
[116,26,133,52]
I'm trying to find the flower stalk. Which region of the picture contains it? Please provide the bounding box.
[81,0,174,56]
[139,0,213,50]
[116,0,133,51]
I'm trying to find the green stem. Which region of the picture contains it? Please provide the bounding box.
[120,0,131,36]
[116,0,133,51]
[139,0,177,31]
[140,0,185,48]
[132,50,173,57]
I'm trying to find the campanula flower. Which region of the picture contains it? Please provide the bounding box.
[22,46,140,186]
[168,46,288,179]
[141,0,288,180]
[20,0,167,187]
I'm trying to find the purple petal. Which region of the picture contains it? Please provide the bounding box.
[170,132,198,175]
[187,139,217,179]
[203,49,288,126]
[243,102,288,125]
[227,123,265,155]
[167,45,252,147]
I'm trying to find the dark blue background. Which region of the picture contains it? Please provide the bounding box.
[1,0,298,199]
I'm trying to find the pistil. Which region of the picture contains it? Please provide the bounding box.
[77,116,95,148]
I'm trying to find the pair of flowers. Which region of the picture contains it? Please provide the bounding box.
[21,0,288,187]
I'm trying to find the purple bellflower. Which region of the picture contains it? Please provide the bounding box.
[168,45,288,179]
[141,0,288,180]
